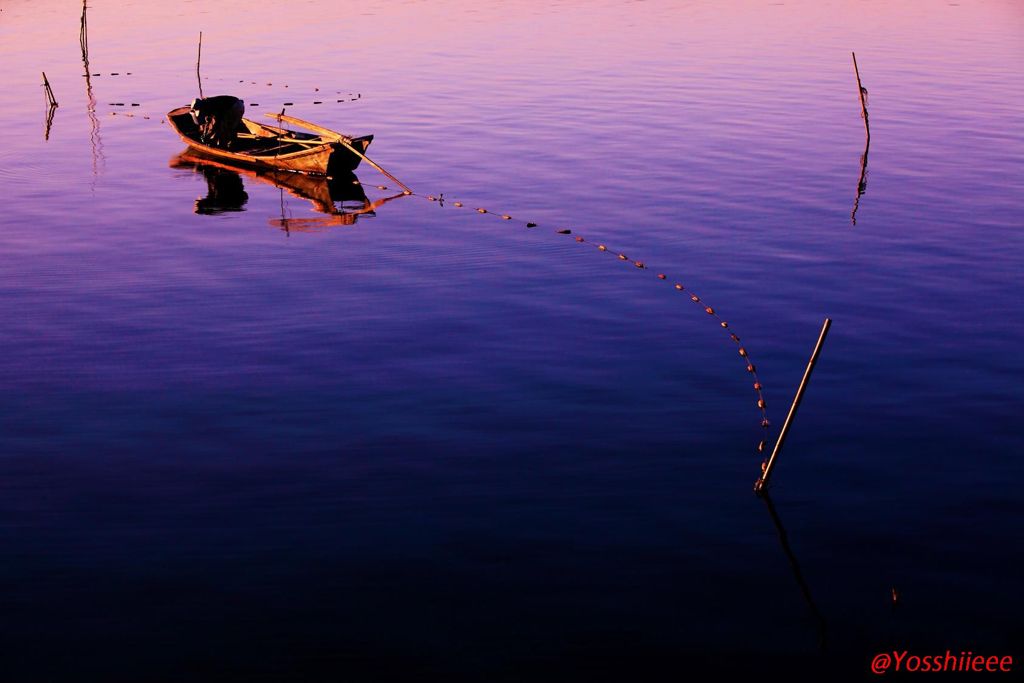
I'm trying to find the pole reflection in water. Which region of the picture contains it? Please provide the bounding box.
[850,52,870,226]
[44,102,57,141]
[80,0,104,177]
[760,492,828,651]
[851,137,869,226]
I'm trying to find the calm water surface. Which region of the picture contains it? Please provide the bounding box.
[1,1,1022,680]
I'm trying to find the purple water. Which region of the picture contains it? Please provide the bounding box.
[1,0,1022,679]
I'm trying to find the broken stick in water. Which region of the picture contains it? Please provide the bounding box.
[42,71,58,107]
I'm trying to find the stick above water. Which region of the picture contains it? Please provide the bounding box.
[42,72,58,107]
[755,317,832,493]
[852,52,869,143]
[196,32,204,98]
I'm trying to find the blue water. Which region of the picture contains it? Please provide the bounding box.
[1,0,1022,679]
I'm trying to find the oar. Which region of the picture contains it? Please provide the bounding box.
[264,112,351,141]
[265,112,413,194]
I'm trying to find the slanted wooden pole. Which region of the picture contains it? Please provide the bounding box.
[851,52,869,143]
[42,72,58,107]
[754,317,831,493]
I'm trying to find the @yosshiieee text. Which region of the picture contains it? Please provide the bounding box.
[871,651,1013,675]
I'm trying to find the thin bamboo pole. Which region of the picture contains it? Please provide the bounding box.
[196,32,204,98]
[852,52,869,143]
[754,317,831,492]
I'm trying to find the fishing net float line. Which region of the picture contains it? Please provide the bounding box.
[100,103,777,459]
[86,72,363,111]
[71,18,779,460]
[382,183,774,461]
[98,111,773,461]
[260,167,774,461]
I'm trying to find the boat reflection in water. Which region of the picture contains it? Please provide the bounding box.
[171,151,408,231]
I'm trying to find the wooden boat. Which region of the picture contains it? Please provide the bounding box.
[166,106,373,176]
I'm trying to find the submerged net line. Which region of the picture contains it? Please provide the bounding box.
[353,180,773,459]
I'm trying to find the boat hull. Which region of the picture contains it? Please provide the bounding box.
[166,106,372,176]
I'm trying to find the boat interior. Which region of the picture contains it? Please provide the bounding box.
[167,107,333,157]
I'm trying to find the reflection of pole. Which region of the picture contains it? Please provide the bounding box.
[44,103,57,140]
[755,318,831,492]
[80,0,103,176]
[850,52,870,226]
[850,136,869,226]
[760,492,828,651]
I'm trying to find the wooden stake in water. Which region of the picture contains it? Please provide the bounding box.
[754,317,832,493]
[196,31,204,98]
[851,52,869,143]
[850,52,871,225]
[42,72,58,107]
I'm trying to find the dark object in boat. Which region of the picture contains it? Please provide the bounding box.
[167,104,373,176]
[189,95,244,149]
